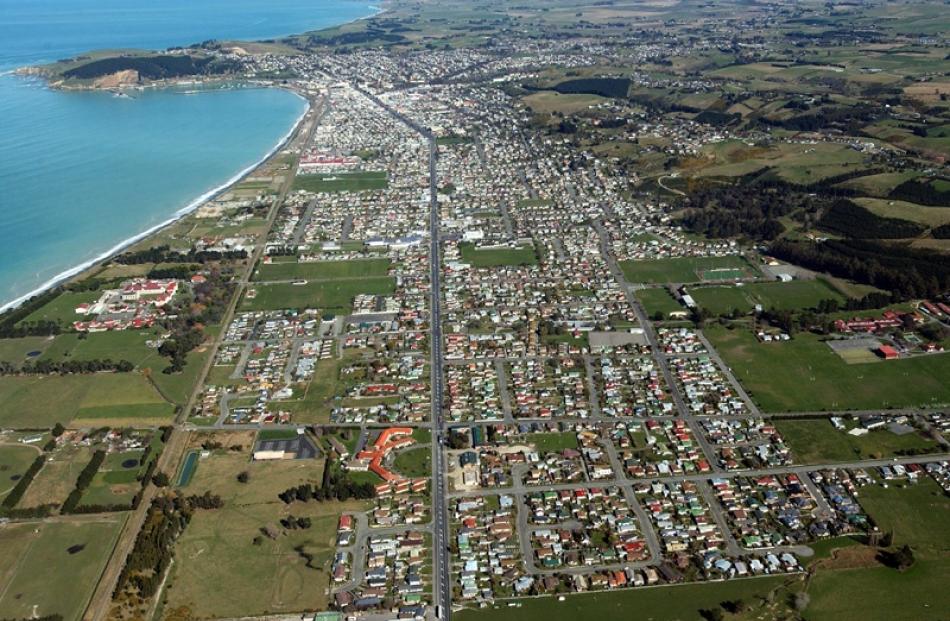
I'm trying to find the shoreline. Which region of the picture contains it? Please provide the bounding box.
[0,87,310,314]
[0,1,390,314]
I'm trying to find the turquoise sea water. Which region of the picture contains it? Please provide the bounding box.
[0,0,375,309]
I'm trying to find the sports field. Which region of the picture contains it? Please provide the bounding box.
[0,373,174,428]
[291,170,388,193]
[690,279,844,315]
[241,277,396,315]
[254,258,390,281]
[635,288,684,318]
[706,326,950,411]
[459,243,538,267]
[0,517,125,621]
[620,255,756,284]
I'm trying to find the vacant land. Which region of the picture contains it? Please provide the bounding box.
[254,258,390,282]
[775,418,938,464]
[690,279,844,315]
[0,373,174,428]
[459,243,538,267]
[291,170,388,193]
[0,336,54,365]
[242,277,395,315]
[0,517,125,621]
[706,326,950,411]
[620,255,756,284]
[163,450,367,617]
[521,91,607,114]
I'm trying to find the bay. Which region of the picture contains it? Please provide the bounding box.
[0,0,376,309]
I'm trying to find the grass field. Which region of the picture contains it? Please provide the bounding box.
[254,258,390,282]
[242,277,395,315]
[690,279,844,315]
[18,444,95,509]
[459,243,538,267]
[291,170,388,193]
[635,288,684,318]
[0,336,54,365]
[0,443,41,502]
[775,418,938,464]
[803,477,950,621]
[18,291,101,326]
[0,373,174,428]
[706,326,950,411]
[392,446,431,478]
[855,197,950,228]
[456,575,788,621]
[521,91,608,114]
[620,256,757,284]
[0,517,125,621]
[164,450,367,617]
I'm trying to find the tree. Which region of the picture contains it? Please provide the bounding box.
[236,471,250,484]
[152,472,170,487]
[52,422,65,437]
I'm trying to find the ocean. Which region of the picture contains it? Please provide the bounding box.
[0,0,376,310]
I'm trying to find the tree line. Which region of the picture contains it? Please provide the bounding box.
[0,358,134,376]
[114,244,247,266]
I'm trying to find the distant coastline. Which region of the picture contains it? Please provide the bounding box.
[0,88,310,313]
[0,1,385,312]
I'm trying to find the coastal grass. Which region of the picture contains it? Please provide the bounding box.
[620,255,756,284]
[0,443,41,502]
[774,418,938,464]
[459,243,538,267]
[241,277,396,315]
[635,288,684,319]
[705,325,950,411]
[291,170,388,193]
[253,258,390,282]
[803,477,950,621]
[18,291,101,327]
[0,372,173,428]
[0,517,125,621]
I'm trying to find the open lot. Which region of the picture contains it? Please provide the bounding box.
[254,258,390,282]
[775,418,938,464]
[18,444,95,509]
[0,373,174,429]
[620,255,757,284]
[392,446,431,478]
[242,277,396,315]
[706,326,950,411]
[0,516,125,621]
